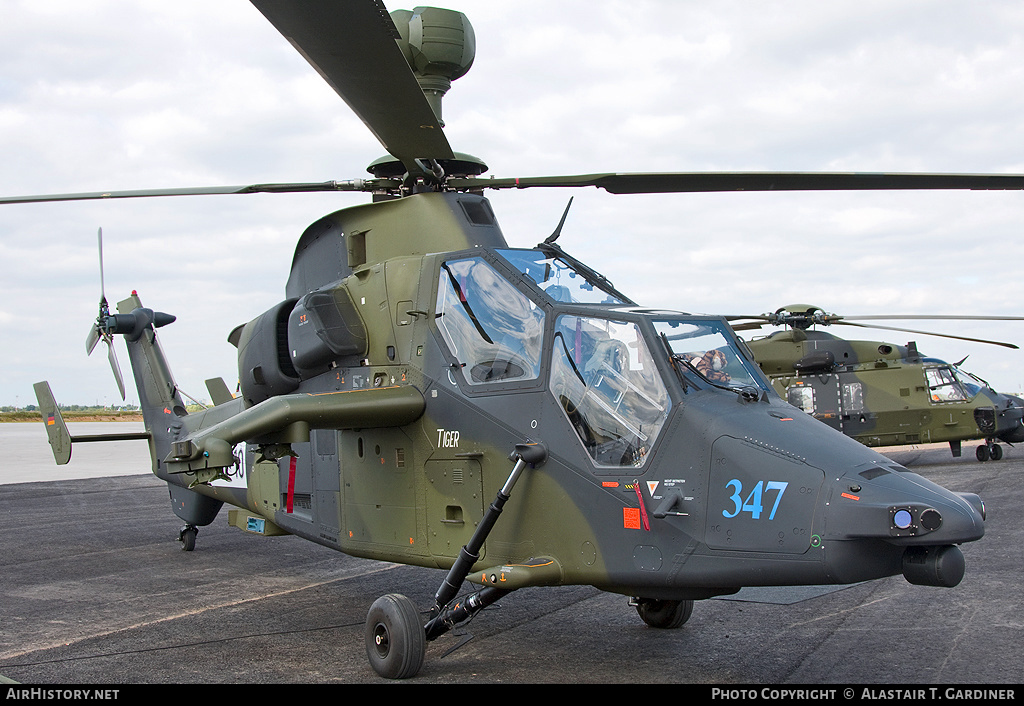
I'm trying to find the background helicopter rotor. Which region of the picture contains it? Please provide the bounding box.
[726,305,1024,350]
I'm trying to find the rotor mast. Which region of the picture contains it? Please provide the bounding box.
[369,6,487,181]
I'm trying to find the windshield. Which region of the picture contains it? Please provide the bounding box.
[497,248,630,305]
[653,318,766,392]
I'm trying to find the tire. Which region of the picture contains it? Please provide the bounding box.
[991,444,1003,460]
[179,526,197,551]
[365,594,426,679]
[635,597,694,629]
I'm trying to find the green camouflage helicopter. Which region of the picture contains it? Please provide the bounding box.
[6,1,1023,679]
[728,305,1024,462]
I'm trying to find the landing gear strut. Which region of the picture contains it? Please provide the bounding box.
[363,442,548,679]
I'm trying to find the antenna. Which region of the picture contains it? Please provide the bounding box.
[545,197,575,244]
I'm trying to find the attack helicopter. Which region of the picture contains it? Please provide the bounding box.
[6,1,1021,679]
[728,305,1024,462]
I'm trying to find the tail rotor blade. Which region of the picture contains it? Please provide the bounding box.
[86,324,101,355]
[88,227,109,356]
[97,227,106,303]
[104,335,126,400]
[88,227,125,398]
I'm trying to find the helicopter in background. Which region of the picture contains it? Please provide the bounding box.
[729,305,1024,461]
[7,1,1022,679]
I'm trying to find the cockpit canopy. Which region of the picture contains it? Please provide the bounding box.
[434,247,770,470]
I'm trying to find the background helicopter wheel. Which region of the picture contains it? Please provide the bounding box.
[633,597,693,629]
[365,594,425,679]
[976,445,990,462]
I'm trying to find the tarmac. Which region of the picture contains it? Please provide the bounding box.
[0,442,1020,686]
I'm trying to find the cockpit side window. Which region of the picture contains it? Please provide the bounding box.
[549,315,670,468]
[435,257,544,385]
[925,366,973,403]
[788,384,816,413]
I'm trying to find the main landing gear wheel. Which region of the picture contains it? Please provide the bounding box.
[365,593,425,679]
[976,443,1002,461]
[178,525,198,551]
[633,597,694,629]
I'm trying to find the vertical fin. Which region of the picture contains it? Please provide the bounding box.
[205,377,235,406]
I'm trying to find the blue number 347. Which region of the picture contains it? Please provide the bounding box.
[723,479,789,520]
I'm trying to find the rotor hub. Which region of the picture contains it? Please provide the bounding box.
[767,306,834,330]
[367,151,488,180]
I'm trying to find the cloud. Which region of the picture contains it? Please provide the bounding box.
[2,0,1024,408]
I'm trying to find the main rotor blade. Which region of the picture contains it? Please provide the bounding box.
[726,321,769,332]
[835,321,1019,349]
[0,180,398,205]
[11,171,1024,206]
[453,171,1024,194]
[250,0,453,174]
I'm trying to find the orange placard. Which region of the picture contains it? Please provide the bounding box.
[623,507,641,530]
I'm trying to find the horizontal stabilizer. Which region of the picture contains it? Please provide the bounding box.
[32,380,151,466]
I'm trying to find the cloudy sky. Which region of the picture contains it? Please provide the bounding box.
[2,0,1024,408]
